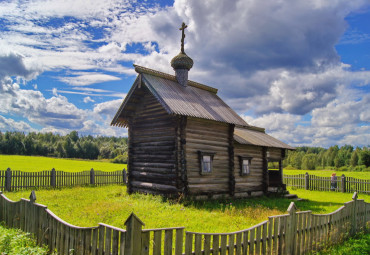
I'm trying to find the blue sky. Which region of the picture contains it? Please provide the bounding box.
[0,0,369,148]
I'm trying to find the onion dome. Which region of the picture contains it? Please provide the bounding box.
[171,52,193,71]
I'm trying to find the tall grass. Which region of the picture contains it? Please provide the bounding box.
[0,224,52,255]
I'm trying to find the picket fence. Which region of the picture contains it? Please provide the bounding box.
[0,168,127,191]
[283,173,369,194]
[0,191,369,255]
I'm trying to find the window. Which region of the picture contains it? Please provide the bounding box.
[198,151,215,175]
[239,156,252,176]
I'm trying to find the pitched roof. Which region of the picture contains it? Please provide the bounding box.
[111,65,249,127]
[234,127,295,150]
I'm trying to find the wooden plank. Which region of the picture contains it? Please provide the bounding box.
[204,235,211,255]
[185,232,193,255]
[164,229,173,255]
[194,234,202,255]
[141,231,150,255]
[235,232,242,255]
[213,235,220,255]
[255,225,261,255]
[228,234,234,255]
[153,230,162,255]
[175,228,184,255]
[248,228,255,255]
[91,228,98,255]
[242,231,249,255]
[98,225,105,255]
[220,235,227,255]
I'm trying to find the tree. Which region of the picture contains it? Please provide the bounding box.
[350,150,359,167]
[301,154,317,170]
[360,150,370,167]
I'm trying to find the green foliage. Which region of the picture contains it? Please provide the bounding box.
[0,155,127,172]
[0,131,128,160]
[284,145,369,171]
[0,224,52,255]
[360,149,370,167]
[111,153,128,164]
[310,232,370,255]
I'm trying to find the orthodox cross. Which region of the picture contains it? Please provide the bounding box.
[179,22,187,53]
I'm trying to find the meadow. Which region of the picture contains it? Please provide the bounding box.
[0,155,127,172]
[4,185,369,234]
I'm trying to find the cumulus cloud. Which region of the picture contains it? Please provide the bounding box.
[0,115,36,133]
[0,0,369,146]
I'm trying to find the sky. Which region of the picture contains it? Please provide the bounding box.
[0,0,369,148]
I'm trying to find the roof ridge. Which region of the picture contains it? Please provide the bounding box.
[134,65,218,94]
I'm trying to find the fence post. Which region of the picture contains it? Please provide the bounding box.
[90,168,95,185]
[305,172,309,190]
[50,168,56,188]
[286,202,297,255]
[341,174,346,193]
[123,169,127,184]
[5,168,12,192]
[124,212,144,254]
[351,192,358,235]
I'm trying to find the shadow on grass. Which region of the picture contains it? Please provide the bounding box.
[180,195,344,214]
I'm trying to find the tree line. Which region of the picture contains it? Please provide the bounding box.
[0,131,128,163]
[283,145,370,171]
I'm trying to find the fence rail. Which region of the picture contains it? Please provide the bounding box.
[283,173,369,194]
[0,191,369,255]
[0,168,127,191]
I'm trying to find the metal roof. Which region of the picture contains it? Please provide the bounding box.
[234,127,295,150]
[142,73,248,126]
[111,65,249,127]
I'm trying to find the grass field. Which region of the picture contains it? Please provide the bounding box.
[4,185,369,233]
[0,155,127,172]
[284,169,369,179]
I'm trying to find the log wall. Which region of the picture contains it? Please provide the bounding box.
[234,144,264,195]
[129,87,178,195]
[185,118,230,196]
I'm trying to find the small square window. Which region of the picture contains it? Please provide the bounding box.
[198,151,215,175]
[239,156,253,176]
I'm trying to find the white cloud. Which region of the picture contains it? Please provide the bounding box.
[0,115,36,133]
[58,72,121,86]
[83,96,95,103]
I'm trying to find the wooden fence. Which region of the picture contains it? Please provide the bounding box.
[0,191,369,255]
[0,168,127,192]
[283,173,369,194]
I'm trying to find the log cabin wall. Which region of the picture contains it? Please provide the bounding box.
[233,144,264,197]
[128,87,179,196]
[267,147,283,161]
[185,118,231,197]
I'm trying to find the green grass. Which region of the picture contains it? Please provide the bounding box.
[0,155,127,172]
[4,186,369,233]
[284,169,369,179]
[310,232,370,255]
[0,223,52,255]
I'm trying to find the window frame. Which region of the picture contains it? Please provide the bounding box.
[238,156,253,176]
[198,151,215,175]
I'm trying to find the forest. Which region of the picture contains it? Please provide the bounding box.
[0,131,369,170]
[0,131,128,163]
[283,145,370,171]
